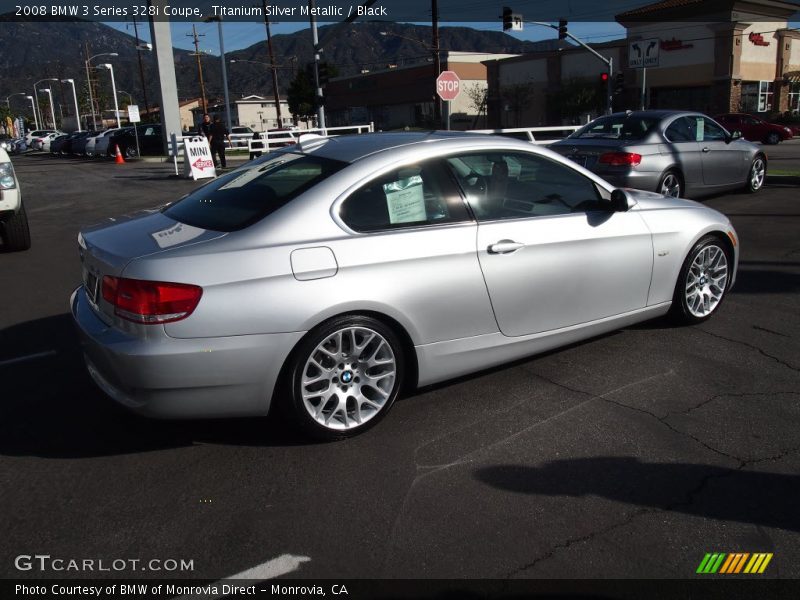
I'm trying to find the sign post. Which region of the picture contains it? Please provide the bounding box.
[628,38,659,110]
[183,136,216,180]
[127,105,141,158]
[436,71,461,131]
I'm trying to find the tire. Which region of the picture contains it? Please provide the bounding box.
[123,146,138,159]
[658,170,683,198]
[765,132,780,145]
[1,204,32,252]
[670,235,732,325]
[744,155,766,193]
[284,315,405,441]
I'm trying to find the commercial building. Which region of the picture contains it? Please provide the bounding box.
[324,51,520,130]
[482,0,800,128]
[190,95,293,132]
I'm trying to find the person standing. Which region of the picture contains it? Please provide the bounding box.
[198,113,213,138]
[208,116,231,169]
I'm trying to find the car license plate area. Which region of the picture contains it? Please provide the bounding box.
[566,154,588,167]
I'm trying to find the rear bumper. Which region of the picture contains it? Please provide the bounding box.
[595,169,661,193]
[70,286,305,419]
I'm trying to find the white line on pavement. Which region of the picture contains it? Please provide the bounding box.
[173,554,311,600]
[0,350,57,368]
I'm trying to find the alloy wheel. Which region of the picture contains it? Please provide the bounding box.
[750,157,765,191]
[660,172,681,197]
[300,326,397,431]
[684,244,728,318]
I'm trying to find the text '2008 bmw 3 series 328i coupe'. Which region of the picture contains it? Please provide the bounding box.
[72,132,738,440]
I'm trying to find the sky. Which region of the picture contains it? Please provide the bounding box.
[104,20,628,55]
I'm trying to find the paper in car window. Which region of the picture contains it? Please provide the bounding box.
[384,175,426,224]
[151,222,205,248]
[695,118,704,142]
[505,156,522,178]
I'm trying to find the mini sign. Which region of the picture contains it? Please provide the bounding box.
[183,136,216,180]
[628,38,660,68]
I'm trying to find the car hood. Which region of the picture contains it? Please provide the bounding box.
[80,210,227,274]
[624,188,705,211]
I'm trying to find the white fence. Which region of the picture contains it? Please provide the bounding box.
[247,123,375,154]
[468,125,582,145]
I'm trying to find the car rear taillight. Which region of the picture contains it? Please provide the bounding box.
[599,152,642,166]
[101,276,202,324]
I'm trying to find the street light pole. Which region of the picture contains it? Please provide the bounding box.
[61,79,81,131]
[308,0,325,130]
[39,88,57,129]
[98,64,121,128]
[5,92,26,107]
[33,78,58,130]
[85,51,119,130]
[262,0,283,126]
[26,96,39,130]
[206,16,233,133]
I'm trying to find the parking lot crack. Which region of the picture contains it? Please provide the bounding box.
[695,328,799,372]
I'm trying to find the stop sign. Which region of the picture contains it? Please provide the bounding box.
[436,71,461,101]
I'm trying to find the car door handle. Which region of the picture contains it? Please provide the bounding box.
[702,146,710,152]
[488,240,524,254]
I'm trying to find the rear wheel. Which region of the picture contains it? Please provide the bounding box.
[1,204,32,252]
[670,235,731,324]
[744,155,766,193]
[285,315,405,440]
[658,170,683,197]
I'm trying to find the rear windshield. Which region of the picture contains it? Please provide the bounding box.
[570,115,659,141]
[163,153,347,232]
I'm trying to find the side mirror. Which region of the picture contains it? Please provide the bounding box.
[728,130,742,142]
[609,189,631,212]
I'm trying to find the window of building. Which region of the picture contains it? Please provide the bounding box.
[741,81,774,113]
[789,83,800,114]
[339,160,470,232]
[445,152,602,221]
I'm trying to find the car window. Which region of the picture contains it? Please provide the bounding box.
[570,115,659,140]
[340,160,470,233]
[698,117,727,142]
[743,116,761,126]
[446,152,602,220]
[665,117,697,143]
[164,153,346,232]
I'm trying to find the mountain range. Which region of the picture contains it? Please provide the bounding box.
[0,16,558,115]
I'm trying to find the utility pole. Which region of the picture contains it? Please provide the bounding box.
[432,0,442,128]
[188,24,208,114]
[262,0,283,126]
[132,15,151,117]
[309,0,325,130]
[84,42,96,130]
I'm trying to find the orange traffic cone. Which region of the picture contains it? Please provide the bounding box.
[114,144,125,164]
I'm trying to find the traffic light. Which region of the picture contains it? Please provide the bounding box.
[600,72,609,83]
[614,73,625,95]
[558,19,568,40]
[502,7,513,31]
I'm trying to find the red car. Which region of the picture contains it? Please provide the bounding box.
[714,113,794,145]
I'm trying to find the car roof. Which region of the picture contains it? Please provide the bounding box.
[300,131,521,163]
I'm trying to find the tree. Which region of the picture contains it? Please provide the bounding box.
[546,78,602,122]
[287,68,315,126]
[464,82,487,128]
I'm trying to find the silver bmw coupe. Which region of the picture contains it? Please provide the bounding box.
[71,132,739,439]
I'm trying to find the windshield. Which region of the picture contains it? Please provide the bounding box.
[163,153,347,232]
[570,115,660,141]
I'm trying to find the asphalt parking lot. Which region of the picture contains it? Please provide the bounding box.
[1,148,799,583]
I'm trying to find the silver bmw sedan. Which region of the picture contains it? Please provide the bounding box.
[71,132,738,439]
[549,110,766,199]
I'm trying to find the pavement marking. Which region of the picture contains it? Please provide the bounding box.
[173,554,311,600]
[0,350,57,368]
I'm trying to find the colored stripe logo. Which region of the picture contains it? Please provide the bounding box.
[696,552,773,574]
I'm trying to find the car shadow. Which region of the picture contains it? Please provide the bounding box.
[474,457,800,533]
[0,314,316,459]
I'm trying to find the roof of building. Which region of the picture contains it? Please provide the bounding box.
[616,0,800,21]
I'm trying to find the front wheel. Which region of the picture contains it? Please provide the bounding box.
[285,315,405,440]
[124,146,138,159]
[744,155,766,193]
[658,170,683,198]
[765,132,780,145]
[670,236,732,324]
[1,204,32,252]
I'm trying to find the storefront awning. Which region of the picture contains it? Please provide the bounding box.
[784,71,800,83]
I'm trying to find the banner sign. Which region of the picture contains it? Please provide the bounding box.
[128,105,141,123]
[183,136,216,180]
